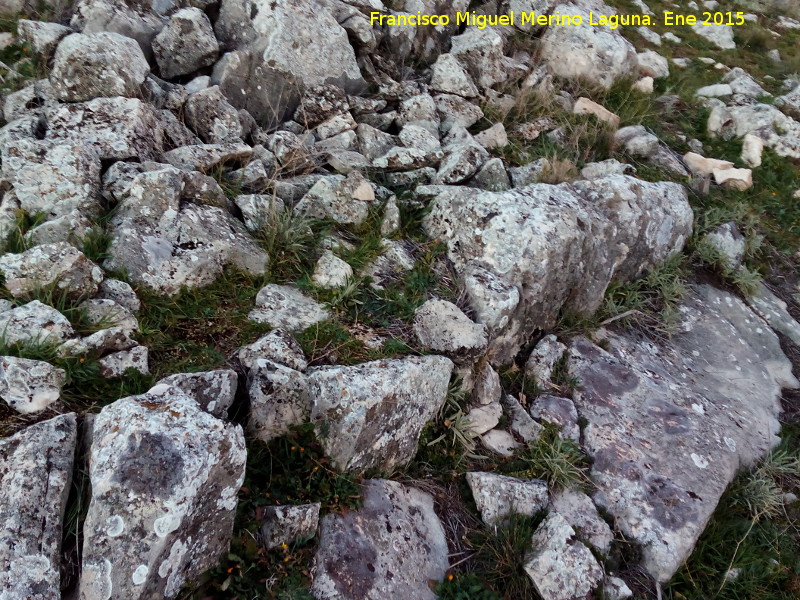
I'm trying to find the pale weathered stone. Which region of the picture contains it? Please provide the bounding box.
[466,472,548,524]
[80,299,138,336]
[0,357,66,414]
[741,133,764,167]
[79,388,246,599]
[98,345,149,378]
[0,413,76,600]
[97,279,140,313]
[465,401,502,436]
[430,53,478,97]
[573,97,620,128]
[702,222,745,269]
[308,355,453,471]
[691,22,736,49]
[311,479,448,600]
[260,503,320,549]
[249,284,329,331]
[713,167,753,190]
[294,172,375,225]
[248,358,310,442]
[156,370,238,419]
[183,86,244,144]
[0,301,74,345]
[152,7,219,79]
[237,329,307,372]
[312,250,354,289]
[683,151,734,176]
[530,395,580,442]
[414,299,488,357]
[525,334,567,387]
[550,489,614,554]
[481,428,521,456]
[17,19,71,60]
[637,50,669,79]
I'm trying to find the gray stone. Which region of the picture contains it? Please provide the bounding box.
[361,239,415,290]
[508,158,548,187]
[523,512,604,600]
[481,428,521,456]
[249,285,329,331]
[530,395,580,442]
[525,335,567,387]
[70,0,166,58]
[98,345,149,377]
[568,284,798,582]
[17,20,71,61]
[260,503,320,549]
[430,53,478,97]
[312,250,354,289]
[156,370,238,419]
[152,7,218,79]
[308,355,453,471]
[503,394,544,442]
[471,157,511,191]
[162,143,253,171]
[465,401,502,436]
[0,356,66,414]
[79,387,246,599]
[434,93,484,129]
[449,27,507,90]
[466,472,549,524]
[184,86,244,144]
[702,222,745,269]
[413,299,488,358]
[423,176,693,363]
[234,194,284,232]
[0,413,76,599]
[248,358,310,442]
[311,479,448,600]
[80,299,138,336]
[237,329,307,372]
[294,172,375,225]
[747,284,800,347]
[550,489,614,554]
[472,362,501,405]
[690,22,735,49]
[97,279,140,313]
[58,327,138,358]
[51,32,149,101]
[706,102,800,160]
[615,125,689,176]
[0,301,74,345]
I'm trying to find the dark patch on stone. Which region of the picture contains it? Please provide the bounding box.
[112,431,185,497]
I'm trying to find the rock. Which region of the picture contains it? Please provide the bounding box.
[51,32,149,102]
[713,167,753,190]
[248,359,310,442]
[380,196,401,235]
[434,93,484,129]
[574,97,620,128]
[632,76,654,94]
[70,0,166,57]
[429,53,478,97]
[747,283,800,348]
[308,355,453,471]
[0,356,65,414]
[249,284,329,331]
[361,239,416,290]
[539,3,637,90]
[423,176,693,363]
[581,158,636,179]
[449,28,507,90]
[316,113,357,140]
[525,335,567,387]
[481,428,521,456]
[152,7,218,79]
[184,86,244,144]
[523,513,604,600]
[294,172,375,225]
[696,83,732,98]
[356,124,396,162]
[372,146,433,171]
[550,489,614,554]
[237,329,307,372]
[398,124,441,154]
[472,362,501,405]
[234,194,284,232]
[58,327,138,358]
[530,395,580,442]
[0,300,74,345]
[465,401,503,436]
[260,503,320,549]
[294,85,350,129]
[603,576,634,599]
[311,479,448,600]
[722,67,768,98]
[567,284,798,582]
[508,158,548,187]
[741,133,764,167]
[0,413,76,599]
[79,299,138,336]
[462,264,520,335]
[683,151,734,176]
[17,19,71,60]
[46,97,166,162]
[434,138,489,184]
[156,370,238,419]
[97,279,140,313]
[312,250,354,289]
[706,102,800,159]
[104,165,269,295]
[777,84,800,119]
[702,222,745,269]
[98,345,149,377]
[466,472,548,524]
[413,299,488,358]
[162,143,253,171]
[396,93,438,133]
[474,123,508,150]
[636,50,670,79]
[615,125,688,176]
[0,242,103,300]
[79,388,246,599]
[691,22,736,49]
[213,0,365,127]
[636,25,660,45]
[471,157,511,191]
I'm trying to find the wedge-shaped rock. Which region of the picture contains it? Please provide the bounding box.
[79,387,246,600]
[248,358,310,442]
[0,300,74,345]
[156,369,238,419]
[237,329,307,372]
[311,479,448,600]
[423,175,693,363]
[0,413,76,599]
[260,503,320,549]
[153,8,219,79]
[51,32,149,101]
[413,299,488,358]
[0,356,66,414]
[308,355,453,471]
[466,472,548,525]
[0,242,103,301]
[568,284,798,582]
[523,513,604,600]
[707,102,800,160]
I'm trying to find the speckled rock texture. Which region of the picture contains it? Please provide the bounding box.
[568,284,798,583]
[0,413,77,599]
[248,284,329,330]
[423,175,693,363]
[156,369,238,419]
[0,356,66,414]
[466,472,549,525]
[308,355,454,472]
[78,386,246,599]
[311,479,449,600]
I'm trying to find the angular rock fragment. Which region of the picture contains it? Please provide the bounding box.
[413,299,488,358]
[248,358,310,442]
[184,86,243,144]
[0,300,74,345]
[237,329,307,372]
[79,388,246,599]
[248,284,329,331]
[0,413,76,599]
[156,370,238,419]
[152,7,219,79]
[0,356,66,414]
[466,472,549,525]
[260,503,320,549]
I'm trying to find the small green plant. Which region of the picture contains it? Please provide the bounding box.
[504,423,592,491]
[1,210,46,254]
[254,208,324,282]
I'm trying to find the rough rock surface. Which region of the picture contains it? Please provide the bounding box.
[0,300,74,345]
[156,370,238,419]
[311,479,448,600]
[308,356,453,471]
[79,386,246,599]
[153,8,219,79]
[260,503,320,549]
[413,299,488,358]
[568,284,798,582]
[248,358,310,442]
[0,413,76,599]
[248,284,329,330]
[466,472,549,524]
[423,176,693,363]
[0,357,66,414]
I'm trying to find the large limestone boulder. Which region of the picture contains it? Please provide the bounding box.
[308,355,454,471]
[0,413,77,599]
[213,0,366,127]
[71,0,167,57]
[0,300,74,345]
[79,385,246,599]
[568,284,798,582]
[153,7,219,79]
[538,3,637,90]
[311,479,449,600]
[50,32,150,102]
[422,175,693,363]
